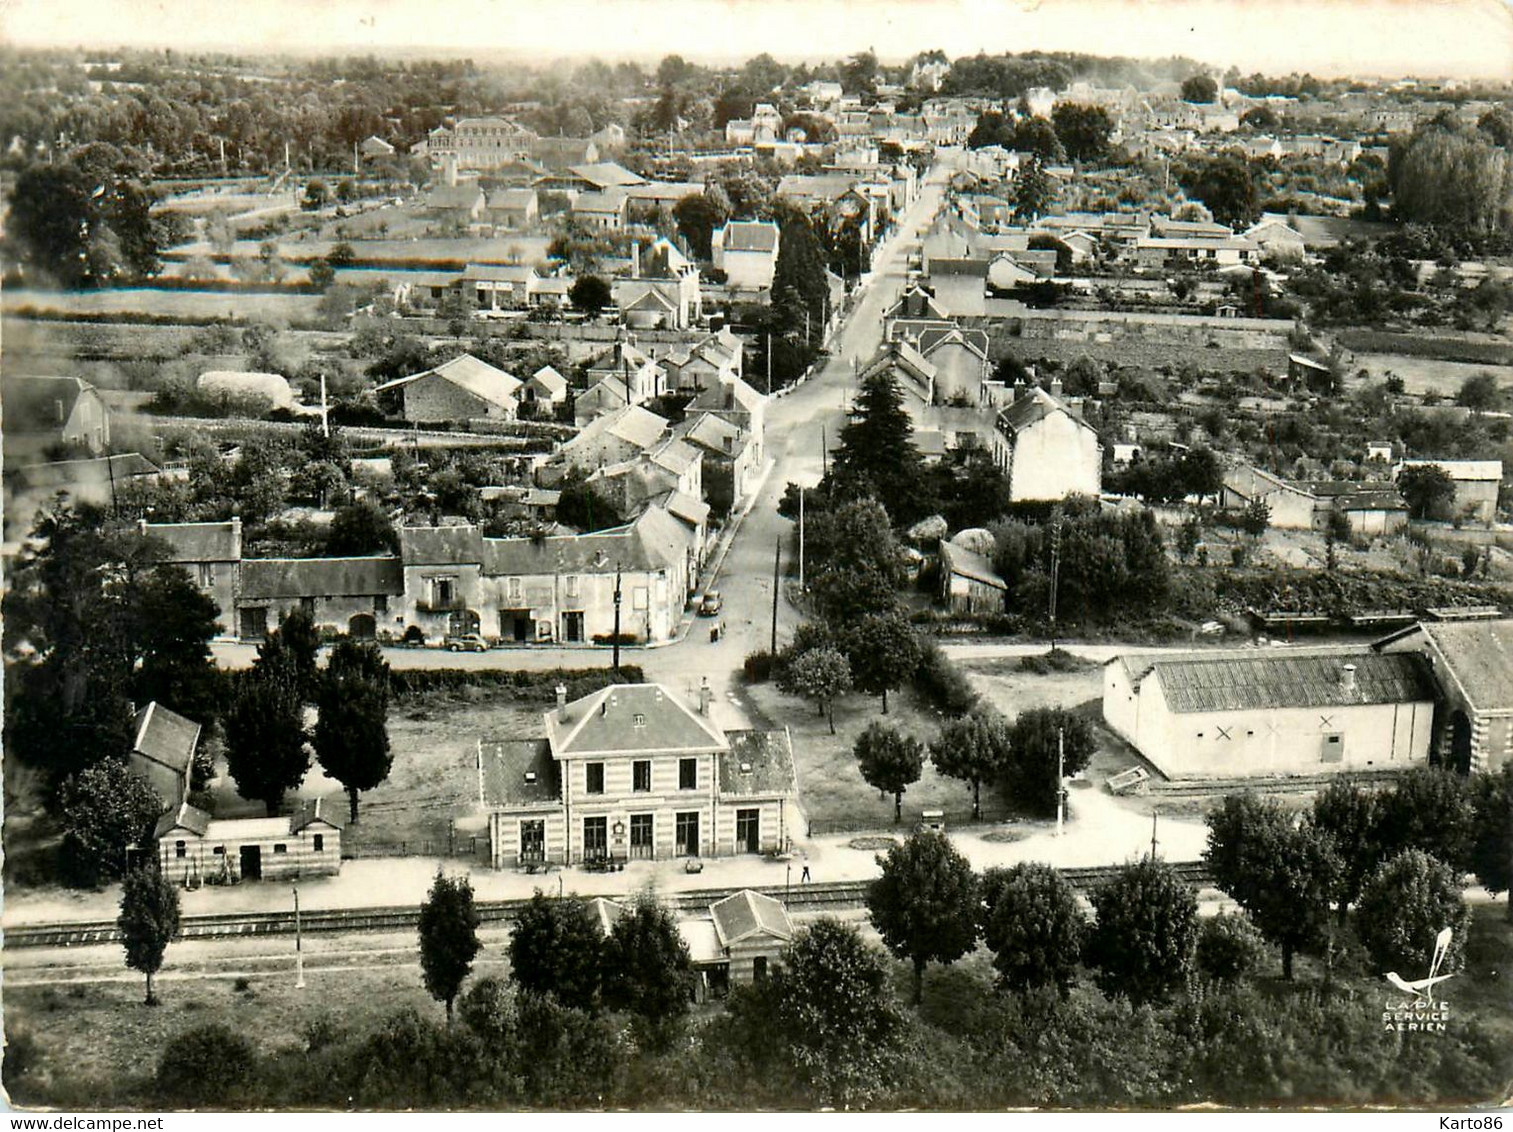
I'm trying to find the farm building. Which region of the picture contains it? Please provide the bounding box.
[154,798,342,885]
[990,384,1101,502]
[374,353,522,424]
[1375,619,1513,774]
[1220,464,1316,529]
[1102,647,1438,779]
[142,518,242,635]
[939,537,1008,614]
[1394,460,1503,526]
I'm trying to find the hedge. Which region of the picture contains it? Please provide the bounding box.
[387,665,643,701]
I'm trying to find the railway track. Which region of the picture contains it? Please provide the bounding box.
[4,862,1213,950]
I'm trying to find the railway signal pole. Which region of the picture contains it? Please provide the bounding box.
[293,885,305,989]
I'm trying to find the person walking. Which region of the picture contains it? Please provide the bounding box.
[800,862,811,883]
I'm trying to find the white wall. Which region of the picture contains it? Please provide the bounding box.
[1007,412,1101,502]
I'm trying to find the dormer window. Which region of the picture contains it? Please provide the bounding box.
[633,713,646,727]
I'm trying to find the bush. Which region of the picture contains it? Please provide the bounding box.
[743,650,775,683]
[1195,913,1267,984]
[155,1023,258,1106]
[913,641,979,716]
[387,665,643,700]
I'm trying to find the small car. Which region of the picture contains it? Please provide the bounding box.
[444,633,490,653]
[698,591,723,616]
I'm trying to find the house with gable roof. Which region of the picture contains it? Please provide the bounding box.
[548,404,670,481]
[1103,646,1438,780]
[155,797,341,884]
[991,384,1102,501]
[399,504,695,645]
[712,220,781,290]
[141,518,242,635]
[523,365,569,406]
[479,680,800,867]
[1376,619,1513,774]
[374,354,523,423]
[2,374,112,459]
[128,701,202,809]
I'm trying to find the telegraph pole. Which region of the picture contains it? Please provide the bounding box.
[1150,810,1160,859]
[293,885,305,989]
[612,561,622,673]
[771,539,781,655]
[1056,727,1065,837]
[1048,509,1062,651]
[821,425,828,478]
[798,488,805,591]
[766,333,772,395]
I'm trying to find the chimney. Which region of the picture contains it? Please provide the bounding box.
[1049,377,1063,400]
[443,154,458,187]
[555,684,568,714]
[1012,379,1027,402]
[632,241,641,278]
[698,676,713,716]
[1341,664,1357,694]
[1067,396,1084,420]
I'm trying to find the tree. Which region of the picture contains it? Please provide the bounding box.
[1181,74,1219,103]
[1195,913,1266,985]
[1012,157,1056,221]
[327,499,399,556]
[770,205,830,339]
[867,831,980,1003]
[726,918,903,1108]
[673,192,730,260]
[1355,849,1470,977]
[1051,103,1114,163]
[1468,763,1513,920]
[1455,372,1502,413]
[1396,463,1457,521]
[119,866,180,1005]
[1312,779,1384,923]
[854,722,923,822]
[223,665,309,816]
[1086,857,1198,1005]
[313,639,392,823]
[830,373,927,522]
[1003,707,1095,816]
[302,179,330,210]
[979,862,1086,994]
[258,605,323,702]
[419,871,482,1021]
[1178,154,1260,229]
[777,645,852,733]
[930,708,1013,820]
[1011,116,1065,162]
[57,759,165,887]
[1390,121,1509,234]
[327,241,358,267]
[129,563,224,726]
[569,274,613,314]
[154,1025,256,1107]
[506,893,605,1011]
[841,612,922,713]
[308,259,337,291]
[1240,498,1271,538]
[804,498,909,622]
[601,894,693,1044]
[6,162,164,287]
[1375,766,1474,872]
[1203,793,1342,979]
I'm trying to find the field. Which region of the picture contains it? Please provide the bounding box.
[995,336,1292,375]
[1350,352,1513,397]
[746,655,1110,833]
[169,233,554,268]
[2,288,322,324]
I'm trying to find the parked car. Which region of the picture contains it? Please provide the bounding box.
[698,591,723,616]
[445,633,490,653]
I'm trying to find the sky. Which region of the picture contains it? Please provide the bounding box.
[2,0,1511,80]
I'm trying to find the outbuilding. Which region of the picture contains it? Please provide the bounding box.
[155,799,342,885]
[1103,647,1438,780]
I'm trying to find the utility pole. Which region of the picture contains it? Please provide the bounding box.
[770,539,781,655]
[1056,727,1065,838]
[798,488,805,591]
[320,372,330,439]
[1048,510,1062,651]
[293,885,305,989]
[821,425,828,478]
[612,561,622,673]
[1150,810,1159,860]
[766,332,772,395]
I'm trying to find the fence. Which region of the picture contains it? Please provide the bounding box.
[807,805,1013,838]
[342,834,491,862]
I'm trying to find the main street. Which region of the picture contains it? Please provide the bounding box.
[209,155,957,727]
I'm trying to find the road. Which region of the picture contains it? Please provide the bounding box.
[210,157,956,726]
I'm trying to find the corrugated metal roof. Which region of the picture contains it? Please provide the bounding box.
[1146,651,1437,714]
[1418,619,1513,710]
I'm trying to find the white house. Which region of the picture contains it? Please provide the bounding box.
[990,384,1102,502]
[712,221,781,290]
[1103,648,1438,779]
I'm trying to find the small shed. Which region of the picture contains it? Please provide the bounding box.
[156,798,341,885]
[710,889,794,985]
[128,701,200,809]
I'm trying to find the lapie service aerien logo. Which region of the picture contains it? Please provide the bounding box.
[1382,926,1454,1033]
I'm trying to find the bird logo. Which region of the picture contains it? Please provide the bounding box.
[1384,927,1455,1007]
